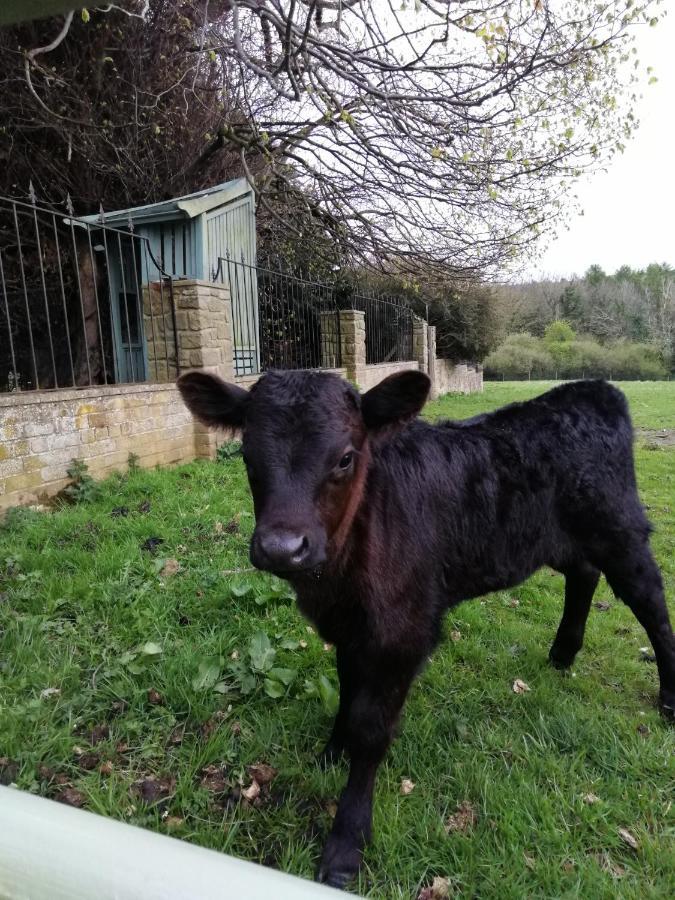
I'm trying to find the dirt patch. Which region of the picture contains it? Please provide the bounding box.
[637,429,675,448]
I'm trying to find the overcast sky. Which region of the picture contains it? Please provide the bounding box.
[527,11,674,280]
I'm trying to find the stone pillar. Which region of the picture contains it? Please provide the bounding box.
[427,325,438,400]
[339,309,366,387]
[413,317,429,374]
[144,279,234,459]
[143,279,233,384]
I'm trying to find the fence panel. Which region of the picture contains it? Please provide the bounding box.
[0,195,176,392]
[214,259,417,377]
[214,258,343,376]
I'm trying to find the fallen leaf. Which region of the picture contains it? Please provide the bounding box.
[200,765,228,793]
[247,763,278,786]
[618,827,639,850]
[594,601,611,611]
[509,598,520,608]
[231,721,242,736]
[138,500,151,513]
[141,536,164,552]
[450,630,461,642]
[131,775,176,806]
[55,787,86,808]
[159,558,180,577]
[325,799,338,819]
[40,687,61,700]
[417,875,450,900]
[444,800,478,834]
[230,649,239,660]
[636,723,650,736]
[299,640,308,649]
[582,793,600,805]
[591,851,625,878]
[78,753,101,771]
[86,724,110,746]
[561,859,575,873]
[38,765,56,782]
[0,758,19,786]
[323,643,334,652]
[164,816,184,829]
[147,688,163,705]
[523,852,536,870]
[213,521,224,535]
[400,778,416,795]
[512,679,530,694]
[99,761,114,776]
[242,779,261,802]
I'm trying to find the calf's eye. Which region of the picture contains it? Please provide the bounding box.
[339,452,354,469]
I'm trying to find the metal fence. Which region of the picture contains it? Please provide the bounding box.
[214,256,415,377]
[0,194,176,392]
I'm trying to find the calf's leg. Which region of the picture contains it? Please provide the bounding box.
[319,645,356,767]
[601,541,675,717]
[317,651,419,888]
[549,562,600,669]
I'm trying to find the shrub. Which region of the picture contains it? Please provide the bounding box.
[484,334,667,380]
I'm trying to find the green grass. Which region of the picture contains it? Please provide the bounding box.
[1,381,673,899]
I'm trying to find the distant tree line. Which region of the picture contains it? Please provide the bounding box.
[485,264,674,378]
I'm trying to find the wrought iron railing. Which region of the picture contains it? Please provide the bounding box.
[213,256,415,377]
[0,194,177,392]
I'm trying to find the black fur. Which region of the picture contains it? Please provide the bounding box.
[178,370,675,888]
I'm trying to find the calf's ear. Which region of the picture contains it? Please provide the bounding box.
[177,371,249,428]
[361,370,430,429]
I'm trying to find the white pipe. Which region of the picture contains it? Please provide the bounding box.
[0,786,347,899]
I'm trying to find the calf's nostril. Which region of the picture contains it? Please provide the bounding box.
[291,535,310,563]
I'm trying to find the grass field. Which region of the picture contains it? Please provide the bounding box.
[1,381,673,899]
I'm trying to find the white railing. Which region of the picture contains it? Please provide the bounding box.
[0,786,350,899]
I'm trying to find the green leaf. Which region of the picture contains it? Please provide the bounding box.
[126,662,145,675]
[264,679,285,699]
[230,579,254,598]
[269,667,297,686]
[81,8,90,24]
[317,675,339,717]
[213,681,231,694]
[240,672,257,695]
[140,642,162,656]
[280,638,300,651]
[192,658,221,691]
[249,631,276,672]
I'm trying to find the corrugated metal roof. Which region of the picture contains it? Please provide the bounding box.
[80,178,254,226]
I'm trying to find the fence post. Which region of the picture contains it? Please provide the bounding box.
[145,279,235,459]
[413,316,429,374]
[339,308,366,387]
[427,325,438,400]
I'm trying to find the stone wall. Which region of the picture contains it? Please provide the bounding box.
[1,281,481,510]
[0,383,196,510]
[434,359,483,395]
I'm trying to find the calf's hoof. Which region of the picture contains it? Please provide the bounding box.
[548,645,576,670]
[318,740,344,769]
[659,695,675,722]
[316,835,362,889]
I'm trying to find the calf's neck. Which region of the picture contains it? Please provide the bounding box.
[178,369,674,888]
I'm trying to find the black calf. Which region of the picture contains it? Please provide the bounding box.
[178,370,675,888]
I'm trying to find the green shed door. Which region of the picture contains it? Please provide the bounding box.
[206,197,259,375]
[111,236,147,383]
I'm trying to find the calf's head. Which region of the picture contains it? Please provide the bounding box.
[178,369,430,575]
